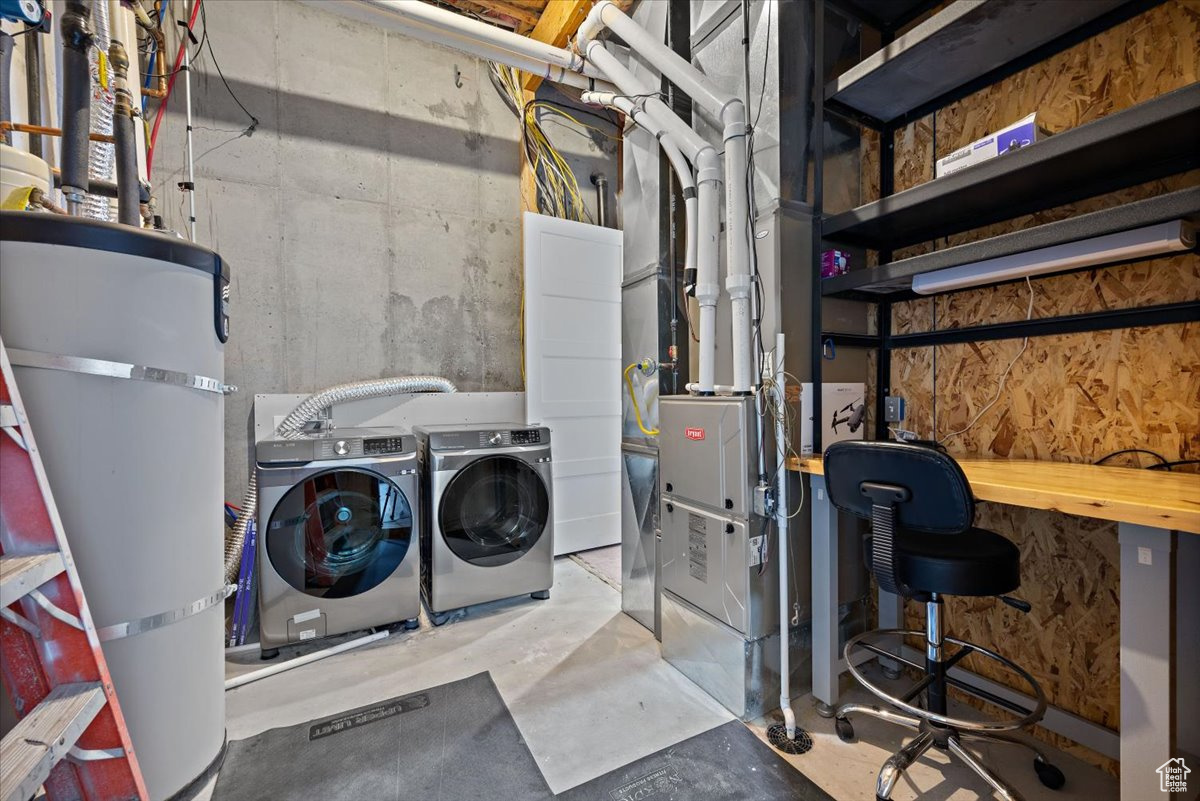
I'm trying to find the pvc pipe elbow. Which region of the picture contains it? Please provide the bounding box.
[575,1,610,49]
[719,96,748,127]
[696,147,722,184]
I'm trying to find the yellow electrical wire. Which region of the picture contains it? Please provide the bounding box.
[624,362,660,437]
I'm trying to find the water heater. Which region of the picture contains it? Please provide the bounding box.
[0,211,230,799]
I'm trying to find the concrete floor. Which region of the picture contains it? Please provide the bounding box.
[570,543,622,588]
[199,557,1117,800]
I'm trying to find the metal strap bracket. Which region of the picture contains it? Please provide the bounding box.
[68,746,126,762]
[97,585,232,642]
[0,606,42,638]
[7,348,237,395]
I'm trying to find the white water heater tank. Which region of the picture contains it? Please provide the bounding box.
[0,211,231,800]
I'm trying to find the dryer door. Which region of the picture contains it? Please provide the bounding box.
[438,455,549,567]
[266,468,414,598]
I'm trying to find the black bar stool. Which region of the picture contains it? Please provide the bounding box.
[823,441,1066,801]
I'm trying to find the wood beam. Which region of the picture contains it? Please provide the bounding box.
[521,0,591,92]
[473,0,542,28]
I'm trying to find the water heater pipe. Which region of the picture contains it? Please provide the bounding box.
[579,1,755,395]
[0,32,12,146]
[59,0,94,214]
[108,39,140,226]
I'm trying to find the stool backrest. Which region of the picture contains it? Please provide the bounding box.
[823,441,975,597]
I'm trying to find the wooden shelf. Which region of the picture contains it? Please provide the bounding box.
[821,84,1200,251]
[821,187,1200,299]
[826,0,1142,126]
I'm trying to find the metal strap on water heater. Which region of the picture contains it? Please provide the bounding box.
[97,585,232,642]
[7,348,237,395]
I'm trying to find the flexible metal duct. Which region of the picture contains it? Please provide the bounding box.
[223,375,459,584]
[85,0,115,221]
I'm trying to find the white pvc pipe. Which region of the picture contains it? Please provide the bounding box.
[307,0,614,92]
[224,630,390,691]
[584,91,697,296]
[580,1,755,394]
[580,1,732,119]
[580,42,708,162]
[694,176,720,394]
[774,333,796,739]
[580,45,720,395]
[370,0,601,77]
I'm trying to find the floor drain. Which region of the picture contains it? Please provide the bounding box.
[767,723,813,755]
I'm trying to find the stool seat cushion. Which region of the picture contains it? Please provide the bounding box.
[868,527,1020,597]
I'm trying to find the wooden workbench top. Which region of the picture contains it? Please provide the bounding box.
[790,455,1200,534]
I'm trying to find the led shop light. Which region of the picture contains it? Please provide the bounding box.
[911,220,1196,295]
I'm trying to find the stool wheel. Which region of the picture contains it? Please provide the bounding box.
[834,716,855,743]
[1034,757,1066,790]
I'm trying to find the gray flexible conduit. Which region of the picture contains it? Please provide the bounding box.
[222,376,459,585]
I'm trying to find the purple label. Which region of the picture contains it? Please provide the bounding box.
[973,137,994,150]
[998,121,1037,154]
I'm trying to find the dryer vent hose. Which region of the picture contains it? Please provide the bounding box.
[223,376,459,585]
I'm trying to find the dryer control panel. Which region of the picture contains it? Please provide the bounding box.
[418,425,551,452]
[257,428,415,464]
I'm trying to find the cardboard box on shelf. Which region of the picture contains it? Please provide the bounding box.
[799,382,867,455]
[935,112,1048,178]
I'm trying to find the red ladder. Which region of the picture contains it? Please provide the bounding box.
[0,337,148,801]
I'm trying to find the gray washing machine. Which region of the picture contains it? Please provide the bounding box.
[416,424,554,625]
[256,428,420,656]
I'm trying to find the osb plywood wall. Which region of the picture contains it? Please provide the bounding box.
[853,1,1200,775]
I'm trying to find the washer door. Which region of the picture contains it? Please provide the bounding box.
[267,468,413,598]
[438,455,549,567]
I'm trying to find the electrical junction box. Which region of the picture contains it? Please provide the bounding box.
[800,382,867,455]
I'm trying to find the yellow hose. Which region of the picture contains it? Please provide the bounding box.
[624,362,659,437]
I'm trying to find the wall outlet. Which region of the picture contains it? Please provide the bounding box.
[884,395,906,423]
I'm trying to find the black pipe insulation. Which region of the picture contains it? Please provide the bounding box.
[109,41,140,227]
[113,113,139,224]
[0,31,13,146]
[52,170,119,199]
[24,33,42,157]
[59,1,94,209]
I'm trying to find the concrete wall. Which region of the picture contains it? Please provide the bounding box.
[152,1,615,501]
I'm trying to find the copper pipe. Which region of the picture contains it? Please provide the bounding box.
[0,121,116,144]
[141,2,168,99]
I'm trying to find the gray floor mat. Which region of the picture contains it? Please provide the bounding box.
[211,672,553,801]
[555,721,835,801]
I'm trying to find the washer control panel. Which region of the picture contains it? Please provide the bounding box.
[511,429,542,445]
[364,436,408,455]
[475,429,543,447]
[257,428,414,464]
